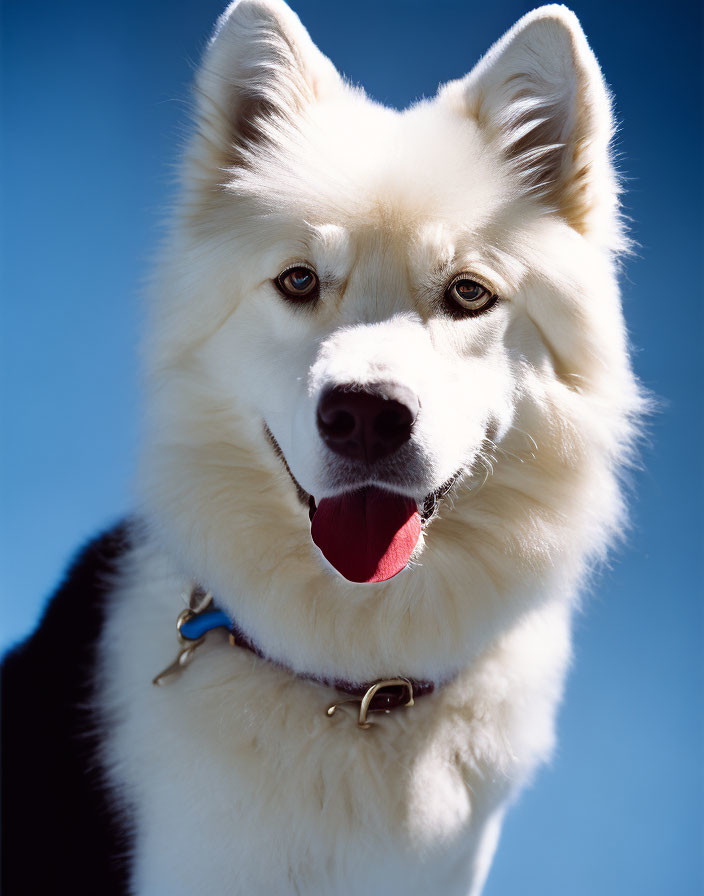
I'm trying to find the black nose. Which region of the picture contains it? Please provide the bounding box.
[317,382,419,463]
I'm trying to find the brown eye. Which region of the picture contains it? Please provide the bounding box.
[275,266,319,301]
[445,276,498,316]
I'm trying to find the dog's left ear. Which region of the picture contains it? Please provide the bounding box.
[446,6,618,241]
[193,0,342,170]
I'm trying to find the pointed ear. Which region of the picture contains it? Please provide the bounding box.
[193,0,342,170]
[448,6,618,241]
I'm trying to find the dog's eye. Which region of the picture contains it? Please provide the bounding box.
[275,266,319,301]
[445,276,498,316]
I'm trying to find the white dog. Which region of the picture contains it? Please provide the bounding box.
[2,3,644,894]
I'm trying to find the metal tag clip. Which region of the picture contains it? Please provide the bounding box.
[152,587,213,686]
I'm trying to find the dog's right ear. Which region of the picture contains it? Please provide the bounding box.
[193,0,341,170]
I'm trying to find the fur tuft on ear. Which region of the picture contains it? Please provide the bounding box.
[449,5,619,244]
[193,0,341,171]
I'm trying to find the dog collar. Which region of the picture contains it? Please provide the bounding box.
[152,586,436,728]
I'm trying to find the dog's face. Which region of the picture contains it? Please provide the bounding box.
[201,117,522,584]
[142,2,641,680]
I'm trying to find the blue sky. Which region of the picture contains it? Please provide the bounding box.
[1,0,702,892]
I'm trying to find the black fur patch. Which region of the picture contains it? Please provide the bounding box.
[1,523,132,894]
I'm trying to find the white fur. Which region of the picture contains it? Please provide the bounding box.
[99,4,644,893]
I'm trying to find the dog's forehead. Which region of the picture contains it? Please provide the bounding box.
[229,95,513,250]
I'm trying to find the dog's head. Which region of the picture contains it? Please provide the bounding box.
[142,1,642,681]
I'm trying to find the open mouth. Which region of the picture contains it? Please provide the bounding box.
[265,426,461,584]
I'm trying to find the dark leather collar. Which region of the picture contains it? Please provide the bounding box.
[227,617,436,715]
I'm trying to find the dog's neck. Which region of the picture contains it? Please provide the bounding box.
[152,584,447,729]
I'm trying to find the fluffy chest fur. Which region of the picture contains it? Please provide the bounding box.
[100,537,570,896]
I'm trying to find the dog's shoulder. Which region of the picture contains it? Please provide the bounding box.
[1,523,133,894]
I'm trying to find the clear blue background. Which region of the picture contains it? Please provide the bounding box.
[2,0,702,892]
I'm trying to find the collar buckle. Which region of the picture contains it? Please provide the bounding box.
[326,678,415,729]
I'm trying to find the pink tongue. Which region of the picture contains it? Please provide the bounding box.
[311,487,421,584]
